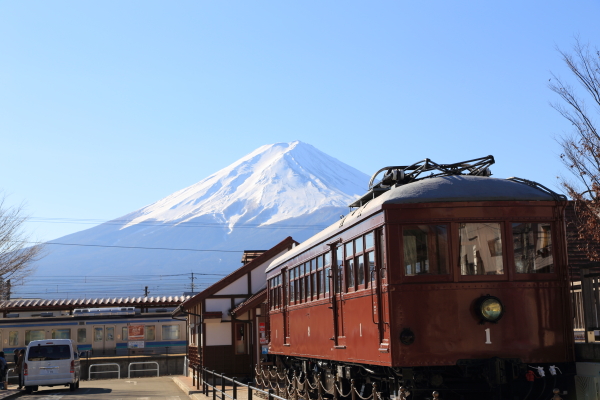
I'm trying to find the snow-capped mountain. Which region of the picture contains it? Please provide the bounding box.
[24,141,369,298]
[122,141,367,232]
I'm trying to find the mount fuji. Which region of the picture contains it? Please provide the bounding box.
[26,141,369,297]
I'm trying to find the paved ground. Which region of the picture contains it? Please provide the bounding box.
[10,377,187,400]
[0,375,268,400]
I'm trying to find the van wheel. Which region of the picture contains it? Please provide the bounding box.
[25,386,33,394]
[69,382,76,391]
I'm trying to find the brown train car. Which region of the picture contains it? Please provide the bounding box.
[265,157,575,400]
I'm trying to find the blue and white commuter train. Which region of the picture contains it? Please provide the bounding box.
[0,307,186,357]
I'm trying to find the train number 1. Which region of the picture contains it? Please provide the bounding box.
[485,328,492,344]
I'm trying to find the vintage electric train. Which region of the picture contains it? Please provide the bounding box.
[265,156,575,400]
[0,307,186,356]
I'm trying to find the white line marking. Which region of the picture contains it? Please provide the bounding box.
[126,380,138,385]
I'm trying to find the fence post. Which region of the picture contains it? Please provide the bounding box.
[221,372,225,397]
[351,379,356,400]
[268,388,274,400]
[332,374,338,400]
[192,365,196,387]
[212,370,217,400]
[248,379,253,400]
[233,378,237,400]
[305,373,310,400]
[196,366,200,391]
[317,373,322,400]
[293,370,298,400]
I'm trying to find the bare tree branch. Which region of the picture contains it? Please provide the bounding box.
[0,195,45,299]
[552,38,600,261]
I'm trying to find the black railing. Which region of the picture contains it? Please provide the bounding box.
[194,367,286,400]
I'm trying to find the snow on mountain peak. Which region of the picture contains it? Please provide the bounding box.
[122,141,369,231]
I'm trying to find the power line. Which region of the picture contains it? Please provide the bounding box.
[27,217,330,230]
[23,241,245,253]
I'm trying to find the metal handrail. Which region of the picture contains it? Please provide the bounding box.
[202,367,287,400]
[128,361,159,378]
[89,363,120,381]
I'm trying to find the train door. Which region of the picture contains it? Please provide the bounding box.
[282,269,290,345]
[92,325,116,354]
[332,244,346,347]
[376,227,391,352]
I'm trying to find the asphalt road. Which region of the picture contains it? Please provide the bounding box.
[16,377,186,400]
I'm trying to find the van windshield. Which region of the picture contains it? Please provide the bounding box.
[28,345,71,361]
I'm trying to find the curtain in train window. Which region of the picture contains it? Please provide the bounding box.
[459,223,504,275]
[122,327,128,341]
[162,325,180,340]
[77,329,86,343]
[145,325,156,340]
[9,331,18,346]
[512,222,554,273]
[25,330,45,345]
[403,225,449,275]
[52,329,71,339]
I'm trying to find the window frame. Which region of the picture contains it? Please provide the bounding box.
[401,223,454,283]
[455,221,509,283]
[509,220,559,281]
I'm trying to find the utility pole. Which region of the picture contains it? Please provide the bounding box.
[144,286,149,297]
[191,273,195,292]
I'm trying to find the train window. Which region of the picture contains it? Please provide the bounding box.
[106,327,115,341]
[355,238,364,254]
[94,327,103,342]
[367,251,375,282]
[346,257,355,290]
[459,223,504,275]
[357,255,365,286]
[299,265,304,302]
[336,246,343,294]
[77,328,86,343]
[122,327,128,340]
[146,325,156,341]
[9,331,18,346]
[512,222,554,274]
[403,225,449,276]
[378,229,386,281]
[345,242,353,257]
[25,330,45,345]
[52,329,71,339]
[365,232,374,249]
[162,325,181,340]
[316,256,323,297]
[289,269,295,304]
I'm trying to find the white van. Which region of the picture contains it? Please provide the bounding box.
[23,339,81,393]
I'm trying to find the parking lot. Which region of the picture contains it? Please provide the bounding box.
[12,377,187,400]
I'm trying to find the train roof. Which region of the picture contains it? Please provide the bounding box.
[379,175,557,204]
[266,175,563,274]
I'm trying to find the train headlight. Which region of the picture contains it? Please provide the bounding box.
[476,295,504,323]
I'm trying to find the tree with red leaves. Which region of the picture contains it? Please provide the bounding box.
[551,38,600,261]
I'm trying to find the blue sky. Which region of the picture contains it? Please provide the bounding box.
[2,1,599,242]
